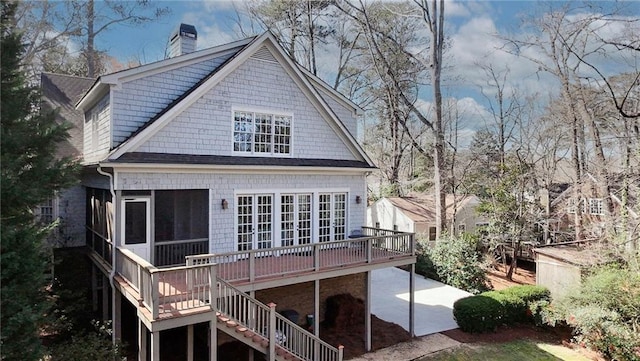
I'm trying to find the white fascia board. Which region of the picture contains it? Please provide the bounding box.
[75,38,254,111]
[76,82,109,111]
[101,37,254,84]
[299,66,364,116]
[100,161,372,175]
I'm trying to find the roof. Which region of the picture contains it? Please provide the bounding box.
[108,152,374,169]
[101,31,373,167]
[384,194,478,223]
[41,73,95,158]
[533,244,611,267]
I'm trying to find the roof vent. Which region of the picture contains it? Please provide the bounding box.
[169,24,197,58]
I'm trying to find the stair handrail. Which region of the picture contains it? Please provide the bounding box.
[216,276,342,361]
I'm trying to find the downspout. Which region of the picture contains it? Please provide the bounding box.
[97,165,117,284]
[97,165,118,343]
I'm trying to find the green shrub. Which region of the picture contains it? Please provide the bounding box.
[482,290,527,324]
[552,266,640,361]
[419,234,491,294]
[453,295,504,333]
[453,285,552,333]
[500,285,550,304]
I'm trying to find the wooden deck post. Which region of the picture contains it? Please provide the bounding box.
[365,270,371,352]
[113,290,121,343]
[187,324,194,361]
[138,320,147,361]
[338,345,344,361]
[268,302,277,361]
[102,274,109,321]
[151,330,160,361]
[314,280,320,338]
[91,265,98,313]
[209,320,217,361]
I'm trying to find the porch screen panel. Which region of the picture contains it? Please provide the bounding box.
[124,202,146,244]
[318,194,331,242]
[281,195,295,247]
[298,194,312,244]
[237,196,253,251]
[333,193,347,241]
[256,195,273,249]
[155,190,208,242]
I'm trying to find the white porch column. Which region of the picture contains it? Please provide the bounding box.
[150,330,160,361]
[410,263,415,338]
[365,271,371,352]
[187,325,194,361]
[138,320,147,361]
[209,320,217,361]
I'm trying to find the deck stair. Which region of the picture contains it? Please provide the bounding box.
[214,276,343,361]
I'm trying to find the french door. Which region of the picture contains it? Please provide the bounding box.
[237,194,273,251]
[318,193,347,242]
[281,194,312,247]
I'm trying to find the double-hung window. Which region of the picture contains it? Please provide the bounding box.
[233,111,291,155]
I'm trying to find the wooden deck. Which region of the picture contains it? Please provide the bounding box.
[112,229,415,324]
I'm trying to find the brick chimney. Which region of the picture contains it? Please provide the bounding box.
[169,24,197,57]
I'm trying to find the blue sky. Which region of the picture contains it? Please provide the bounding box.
[86,0,637,146]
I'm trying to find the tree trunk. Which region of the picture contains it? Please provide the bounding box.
[86,0,95,78]
[430,0,447,239]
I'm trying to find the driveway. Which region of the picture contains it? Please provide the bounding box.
[371,267,472,336]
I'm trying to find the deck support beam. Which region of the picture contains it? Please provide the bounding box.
[187,324,194,361]
[410,263,415,338]
[365,270,371,352]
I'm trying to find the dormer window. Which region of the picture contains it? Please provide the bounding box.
[233,110,291,155]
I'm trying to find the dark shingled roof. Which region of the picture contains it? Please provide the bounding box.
[41,73,95,158]
[110,152,374,169]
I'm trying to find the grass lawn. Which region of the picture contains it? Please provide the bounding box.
[417,339,593,361]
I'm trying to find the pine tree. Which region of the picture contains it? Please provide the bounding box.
[1,2,79,359]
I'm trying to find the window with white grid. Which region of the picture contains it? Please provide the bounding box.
[589,198,604,215]
[233,111,291,155]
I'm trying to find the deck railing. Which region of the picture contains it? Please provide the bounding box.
[117,248,343,361]
[217,277,343,361]
[186,229,414,283]
[87,227,113,266]
[116,248,216,319]
[155,238,209,267]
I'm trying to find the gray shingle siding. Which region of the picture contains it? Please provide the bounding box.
[115,172,367,254]
[137,57,357,161]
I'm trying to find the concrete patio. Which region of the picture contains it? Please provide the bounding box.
[371,267,472,336]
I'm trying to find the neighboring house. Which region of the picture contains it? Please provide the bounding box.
[367,194,487,240]
[39,73,94,247]
[549,173,639,241]
[52,25,416,361]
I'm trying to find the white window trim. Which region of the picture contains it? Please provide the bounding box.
[231,107,294,157]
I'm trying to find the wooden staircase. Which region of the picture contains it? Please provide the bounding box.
[213,277,343,361]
